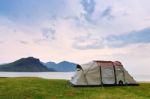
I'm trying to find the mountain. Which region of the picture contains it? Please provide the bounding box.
[45,61,76,72]
[0,57,77,72]
[0,57,51,72]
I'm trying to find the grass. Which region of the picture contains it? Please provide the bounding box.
[0,77,150,99]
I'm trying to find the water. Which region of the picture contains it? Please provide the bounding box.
[133,74,150,82]
[0,72,149,82]
[0,72,75,80]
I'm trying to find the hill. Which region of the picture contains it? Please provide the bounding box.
[0,77,149,99]
[44,61,76,72]
[0,57,51,72]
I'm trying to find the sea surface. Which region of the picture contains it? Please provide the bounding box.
[0,72,74,80]
[0,72,149,82]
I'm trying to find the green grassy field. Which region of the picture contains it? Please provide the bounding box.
[0,77,150,99]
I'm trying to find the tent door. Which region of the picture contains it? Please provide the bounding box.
[101,67,115,84]
[115,67,125,84]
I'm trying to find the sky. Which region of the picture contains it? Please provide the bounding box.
[0,0,150,75]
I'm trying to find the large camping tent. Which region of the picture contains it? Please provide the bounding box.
[70,61,138,86]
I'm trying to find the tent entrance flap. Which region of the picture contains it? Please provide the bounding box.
[101,66,115,84]
[115,66,125,84]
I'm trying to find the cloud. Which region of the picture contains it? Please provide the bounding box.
[106,27,150,47]
[33,27,56,45]
[73,27,150,50]
[80,0,96,22]
[0,41,4,44]
[63,16,80,22]
[19,40,28,45]
[42,27,56,40]
[101,6,114,20]
[33,39,45,45]
[72,33,105,50]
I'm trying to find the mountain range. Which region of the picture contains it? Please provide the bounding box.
[44,61,76,72]
[0,57,77,72]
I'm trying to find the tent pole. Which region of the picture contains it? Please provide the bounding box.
[99,66,103,86]
[112,64,117,85]
[122,68,126,85]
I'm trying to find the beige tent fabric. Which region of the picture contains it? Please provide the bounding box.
[85,65,101,85]
[70,61,137,86]
[101,65,115,84]
[71,69,87,85]
[124,69,137,84]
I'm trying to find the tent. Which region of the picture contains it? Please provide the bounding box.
[70,61,138,86]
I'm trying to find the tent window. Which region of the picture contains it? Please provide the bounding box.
[76,64,82,71]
